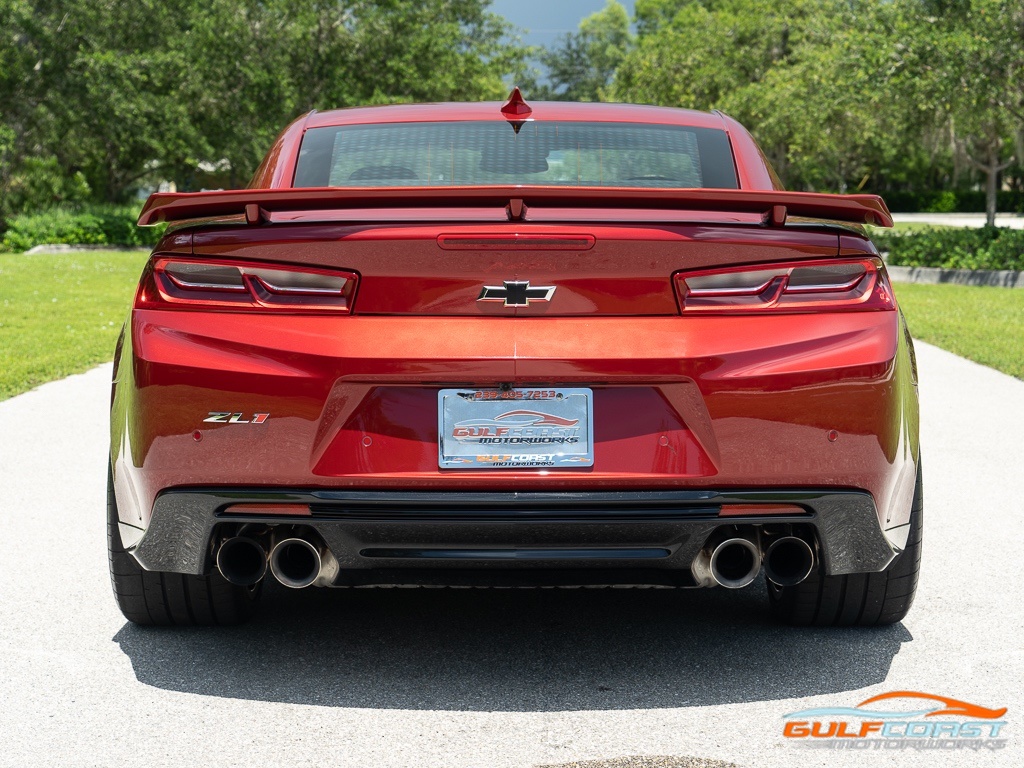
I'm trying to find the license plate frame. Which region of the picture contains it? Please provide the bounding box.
[437,387,594,469]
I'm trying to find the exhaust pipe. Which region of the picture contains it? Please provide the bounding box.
[216,536,268,586]
[270,538,321,589]
[269,537,339,588]
[692,535,761,589]
[764,536,815,587]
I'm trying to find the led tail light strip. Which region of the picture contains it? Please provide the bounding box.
[138,258,358,313]
[675,258,894,314]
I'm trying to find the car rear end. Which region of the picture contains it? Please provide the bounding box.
[108,102,920,626]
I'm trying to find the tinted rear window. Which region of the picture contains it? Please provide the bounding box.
[294,121,738,189]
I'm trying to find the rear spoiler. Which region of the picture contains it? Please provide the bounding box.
[137,186,893,228]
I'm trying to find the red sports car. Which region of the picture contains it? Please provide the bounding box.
[108,90,921,627]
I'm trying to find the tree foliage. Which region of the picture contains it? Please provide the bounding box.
[534,0,633,102]
[4,0,1024,224]
[0,0,523,219]
[918,0,1024,223]
[612,0,1024,216]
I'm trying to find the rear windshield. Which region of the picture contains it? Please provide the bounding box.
[293,121,738,189]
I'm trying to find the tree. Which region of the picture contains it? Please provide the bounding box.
[614,0,823,116]
[2,0,216,202]
[733,1,938,193]
[537,0,632,102]
[0,0,526,219]
[337,0,522,105]
[924,1,1023,224]
[0,0,102,214]
[609,0,999,201]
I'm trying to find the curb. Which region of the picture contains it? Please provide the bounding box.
[22,244,150,255]
[887,265,1024,288]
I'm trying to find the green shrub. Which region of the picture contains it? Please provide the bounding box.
[0,205,165,253]
[879,189,1024,214]
[1,156,92,220]
[923,190,958,213]
[873,226,1024,271]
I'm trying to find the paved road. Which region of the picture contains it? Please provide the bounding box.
[892,212,1024,229]
[0,342,1021,768]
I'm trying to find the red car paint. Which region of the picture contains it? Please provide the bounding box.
[110,99,919,604]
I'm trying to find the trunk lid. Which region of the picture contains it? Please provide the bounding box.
[190,221,842,316]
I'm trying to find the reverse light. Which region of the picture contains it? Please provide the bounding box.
[138,258,358,312]
[674,257,894,314]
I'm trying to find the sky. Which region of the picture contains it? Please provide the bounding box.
[490,0,637,48]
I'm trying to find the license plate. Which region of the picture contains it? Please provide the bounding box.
[438,388,594,469]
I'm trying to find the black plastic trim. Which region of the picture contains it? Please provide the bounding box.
[360,547,673,560]
[130,488,895,585]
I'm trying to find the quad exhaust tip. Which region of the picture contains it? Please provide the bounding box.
[216,536,267,587]
[270,537,323,589]
[764,536,815,587]
[709,537,762,589]
[692,535,762,589]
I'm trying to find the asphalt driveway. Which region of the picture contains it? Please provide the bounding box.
[892,212,1024,229]
[0,341,1020,768]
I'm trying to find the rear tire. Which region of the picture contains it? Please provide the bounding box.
[107,465,260,626]
[768,461,922,627]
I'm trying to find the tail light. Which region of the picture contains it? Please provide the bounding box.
[674,257,894,314]
[136,258,358,313]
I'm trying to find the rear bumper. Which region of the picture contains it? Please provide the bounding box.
[113,309,918,536]
[128,488,896,586]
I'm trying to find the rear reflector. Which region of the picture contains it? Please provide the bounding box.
[223,503,311,516]
[675,257,894,314]
[138,258,358,313]
[718,504,807,517]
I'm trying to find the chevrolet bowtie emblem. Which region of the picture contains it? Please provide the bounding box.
[477,280,556,308]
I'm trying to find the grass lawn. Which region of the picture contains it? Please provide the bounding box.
[0,250,148,399]
[895,283,1024,380]
[0,250,1021,401]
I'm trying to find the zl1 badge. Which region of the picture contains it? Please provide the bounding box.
[203,412,270,424]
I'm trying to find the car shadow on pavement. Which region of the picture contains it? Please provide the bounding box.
[113,580,911,711]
